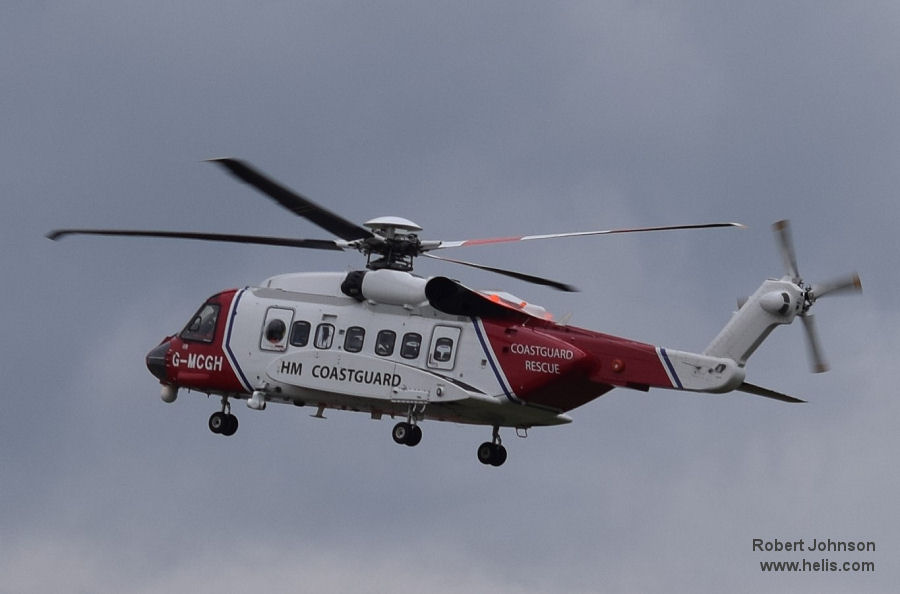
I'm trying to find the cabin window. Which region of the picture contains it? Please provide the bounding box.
[266,319,286,343]
[400,332,422,359]
[433,337,454,362]
[375,330,396,356]
[427,326,461,370]
[290,321,311,347]
[344,326,365,353]
[314,323,335,349]
[181,303,220,343]
[259,306,294,352]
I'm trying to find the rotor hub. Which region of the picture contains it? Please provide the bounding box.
[362,217,424,271]
[364,216,422,237]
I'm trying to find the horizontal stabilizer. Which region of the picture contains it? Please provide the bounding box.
[738,382,806,404]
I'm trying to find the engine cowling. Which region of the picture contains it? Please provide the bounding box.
[341,269,428,306]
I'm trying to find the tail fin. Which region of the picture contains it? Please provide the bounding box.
[737,381,806,403]
[704,220,861,372]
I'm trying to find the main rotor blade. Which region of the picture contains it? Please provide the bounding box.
[801,313,829,373]
[208,158,374,242]
[422,253,578,292]
[428,221,745,251]
[46,229,346,250]
[738,382,806,403]
[811,273,862,300]
[772,219,801,282]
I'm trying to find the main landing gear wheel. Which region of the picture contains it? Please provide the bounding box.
[208,411,238,436]
[477,442,507,466]
[477,425,507,466]
[392,422,422,446]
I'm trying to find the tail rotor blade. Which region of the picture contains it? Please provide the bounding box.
[811,273,862,300]
[801,313,829,373]
[773,220,801,282]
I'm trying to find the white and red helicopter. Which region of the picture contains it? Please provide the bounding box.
[49,159,862,466]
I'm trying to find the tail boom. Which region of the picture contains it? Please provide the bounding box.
[652,347,746,393]
[703,278,804,366]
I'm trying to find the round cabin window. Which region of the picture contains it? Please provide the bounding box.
[265,319,286,344]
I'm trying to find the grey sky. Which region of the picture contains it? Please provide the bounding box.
[2,2,898,592]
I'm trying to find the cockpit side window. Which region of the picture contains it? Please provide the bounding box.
[181,303,220,343]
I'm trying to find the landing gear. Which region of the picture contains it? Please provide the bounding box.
[477,425,507,466]
[209,397,238,436]
[477,443,507,466]
[392,422,422,446]
[391,403,425,447]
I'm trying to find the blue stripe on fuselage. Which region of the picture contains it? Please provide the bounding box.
[224,288,252,392]
[470,317,520,404]
[658,347,683,389]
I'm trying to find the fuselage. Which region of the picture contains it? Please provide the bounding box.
[146,270,743,429]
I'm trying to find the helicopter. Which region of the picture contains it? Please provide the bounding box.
[48,159,862,466]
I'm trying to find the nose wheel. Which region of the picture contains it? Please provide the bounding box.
[209,397,238,436]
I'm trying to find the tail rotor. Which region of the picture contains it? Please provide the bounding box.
[772,220,862,373]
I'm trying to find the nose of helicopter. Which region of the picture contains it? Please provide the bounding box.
[146,340,170,381]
